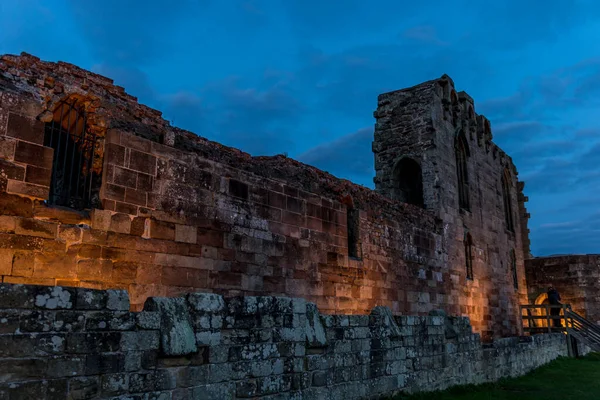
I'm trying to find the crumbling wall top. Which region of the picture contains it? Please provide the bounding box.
[0,52,438,226]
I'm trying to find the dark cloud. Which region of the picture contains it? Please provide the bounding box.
[477,88,534,122]
[458,0,600,50]
[492,121,547,144]
[535,228,600,256]
[575,128,600,138]
[509,139,580,172]
[522,159,578,194]
[402,26,448,46]
[534,210,600,256]
[0,1,86,62]
[293,42,491,128]
[68,0,209,65]
[577,143,600,170]
[280,0,430,40]
[90,61,301,156]
[158,75,301,155]
[92,64,157,103]
[296,127,374,187]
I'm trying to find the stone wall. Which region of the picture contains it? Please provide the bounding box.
[0,283,569,400]
[526,255,600,324]
[372,76,530,339]
[0,52,528,339]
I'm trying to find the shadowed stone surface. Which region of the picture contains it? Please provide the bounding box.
[0,283,586,400]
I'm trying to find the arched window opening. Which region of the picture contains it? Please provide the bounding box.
[393,158,424,208]
[44,98,101,210]
[347,205,361,259]
[455,133,470,211]
[465,232,473,280]
[510,249,518,289]
[502,168,514,232]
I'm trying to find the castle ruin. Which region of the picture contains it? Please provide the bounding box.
[0,52,592,399]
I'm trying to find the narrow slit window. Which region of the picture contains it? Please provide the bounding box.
[465,232,473,280]
[455,133,470,211]
[347,206,361,259]
[510,249,518,289]
[502,168,514,232]
[44,99,101,210]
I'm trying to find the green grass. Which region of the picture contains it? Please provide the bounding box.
[393,353,600,400]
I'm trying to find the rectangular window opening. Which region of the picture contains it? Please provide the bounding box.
[347,207,361,260]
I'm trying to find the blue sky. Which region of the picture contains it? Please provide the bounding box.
[1,0,599,256]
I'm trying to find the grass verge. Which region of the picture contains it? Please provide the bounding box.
[393,353,600,400]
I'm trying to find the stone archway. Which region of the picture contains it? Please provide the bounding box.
[38,94,107,210]
[392,157,424,208]
[535,292,548,305]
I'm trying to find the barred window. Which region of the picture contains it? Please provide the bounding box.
[44,98,101,210]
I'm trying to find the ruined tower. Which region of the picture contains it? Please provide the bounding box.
[372,75,532,339]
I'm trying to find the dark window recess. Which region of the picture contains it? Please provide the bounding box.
[44,99,101,210]
[502,169,514,232]
[393,158,424,208]
[455,133,470,211]
[347,207,361,259]
[465,232,473,280]
[229,179,249,200]
[510,249,518,289]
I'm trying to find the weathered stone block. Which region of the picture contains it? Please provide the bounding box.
[305,303,327,348]
[85,352,126,375]
[107,289,130,311]
[13,140,53,169]
[15,218,56,239]
[137,311,161,330]
[196,330,222,347]
[144,297,197,356]
[67,332,122,354]
[0,357,47,382]
[46,355,86,377]
[119,331,160,352]
[101,372,129,396]
[0,136,16,161]
[191,382,235,400]
[6,113,44,144]
[176,224,197,244]
[34,286,75,310]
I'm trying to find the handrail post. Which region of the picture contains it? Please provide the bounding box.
[520,306,525,334]
[528,307,533,331]
[546,304,551,333]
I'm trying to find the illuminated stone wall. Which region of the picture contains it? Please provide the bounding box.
[526,255,600,324]
[0,283,572,399]
[373,77,530,339]
[0,52,528,339]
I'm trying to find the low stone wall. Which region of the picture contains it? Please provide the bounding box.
[0,283,567,399]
